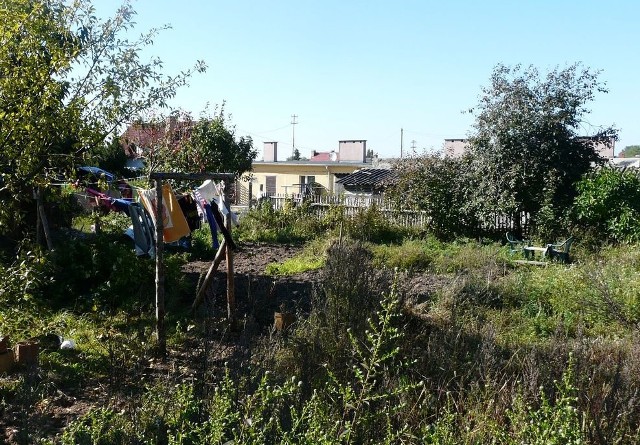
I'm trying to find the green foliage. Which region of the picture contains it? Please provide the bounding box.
[618,145,640,158]
[386,154,476,239]
[265,244,326,276]
[0,0,204,239]
[189,225,218,260]
[153,104,256,178]
[466,63,617,233]
[88,138,130,178]
[572,166,640,244]
[503,358,585,444]
[235,199,325,243]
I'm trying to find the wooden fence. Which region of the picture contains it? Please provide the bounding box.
[258,193,529,234]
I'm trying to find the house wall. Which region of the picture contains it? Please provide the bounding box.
[250,162,367,198]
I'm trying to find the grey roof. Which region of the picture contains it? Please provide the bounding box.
[335,168,395,187]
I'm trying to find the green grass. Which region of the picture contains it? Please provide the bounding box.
[265,238,329,276]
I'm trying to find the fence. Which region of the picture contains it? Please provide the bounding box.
[259,193,530,234]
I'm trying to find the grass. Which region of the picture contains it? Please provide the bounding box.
[265,238,329,276]
[5,211,640,442]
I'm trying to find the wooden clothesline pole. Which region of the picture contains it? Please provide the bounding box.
[149,171,236,357]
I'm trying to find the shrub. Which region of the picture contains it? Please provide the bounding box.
[572,167,640,244]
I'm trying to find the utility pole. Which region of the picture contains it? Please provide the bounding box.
[400,128,403,159]
[411,139,417,151]
[291,114,298,158]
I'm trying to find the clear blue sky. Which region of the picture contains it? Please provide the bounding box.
[93,0,639,158]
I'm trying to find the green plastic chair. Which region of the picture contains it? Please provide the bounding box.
[506,232,527,255]
[547,237,574,263]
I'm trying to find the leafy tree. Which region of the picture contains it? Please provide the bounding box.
[466,63,617,235]
[386,154,476,239]
[156,105,257,178]
[0,0,204,239]
[619,145,640,158]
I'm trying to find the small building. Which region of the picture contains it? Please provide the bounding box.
[249,140,372,199]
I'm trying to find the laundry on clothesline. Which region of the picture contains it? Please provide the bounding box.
[138,184,191,244]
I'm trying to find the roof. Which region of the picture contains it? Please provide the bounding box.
[310,152,334,162]
[335,168,395,187]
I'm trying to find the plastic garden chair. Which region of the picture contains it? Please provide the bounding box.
[546,237,574,263]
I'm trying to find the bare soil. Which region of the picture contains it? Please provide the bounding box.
[2,242,441,443]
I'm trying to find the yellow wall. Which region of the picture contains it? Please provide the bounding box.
[248,162,367,198]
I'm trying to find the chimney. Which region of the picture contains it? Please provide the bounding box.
[338,140,367,162]
[264,141,278,162]
[310,150,318,158]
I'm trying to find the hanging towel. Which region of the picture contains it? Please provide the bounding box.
[139,184,191,243]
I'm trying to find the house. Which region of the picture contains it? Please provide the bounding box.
[248,140,375,200]
[443,136,616,159]
[120,116,191,170]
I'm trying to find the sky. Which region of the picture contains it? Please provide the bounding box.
[93,0,639,159]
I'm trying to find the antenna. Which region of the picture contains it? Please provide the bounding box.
[291,114,298,158]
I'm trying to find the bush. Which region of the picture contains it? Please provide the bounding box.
[572,167,640,244]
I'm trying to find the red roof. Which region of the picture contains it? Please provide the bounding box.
[310,152,338,162]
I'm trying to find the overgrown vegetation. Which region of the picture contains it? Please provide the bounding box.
[2,9,639,440]
[3,197,640,443]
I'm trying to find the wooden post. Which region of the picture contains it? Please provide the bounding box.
[154,179,166,356]
[148,172,236,338]
[36,188,53,250]
[192,239,227,312]
[222,183,236,326]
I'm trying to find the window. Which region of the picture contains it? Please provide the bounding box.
[265,176,276,196]
[299,175,315,194]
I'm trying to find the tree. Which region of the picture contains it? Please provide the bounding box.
[154,104,256,178]
[619,145,640,158]
[386,154,476,239]
[466,63,617,235]
[0,0,204,239]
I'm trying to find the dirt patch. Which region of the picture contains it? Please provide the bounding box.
[184,242,320,326]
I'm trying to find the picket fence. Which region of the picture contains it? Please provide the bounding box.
[255,193,529,233]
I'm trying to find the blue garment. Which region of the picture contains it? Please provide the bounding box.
[203,203,219,250]
[111,198,132,216]
[129,203,155,258]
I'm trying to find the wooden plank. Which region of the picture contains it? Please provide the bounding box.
[191,239,227,312]
[514,260,547,266]
[150,172,235,182]
[225,202,236,326]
